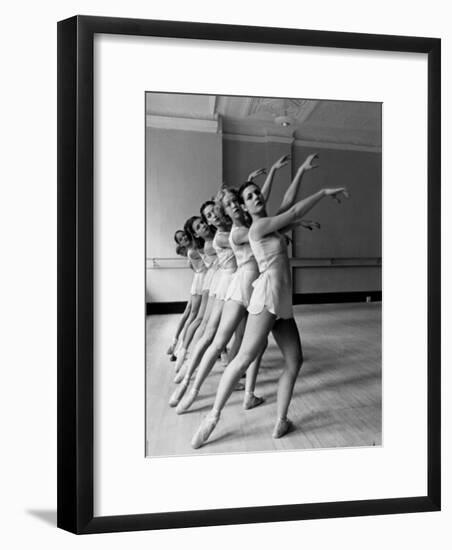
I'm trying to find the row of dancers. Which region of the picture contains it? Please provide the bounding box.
[165,154,349,449]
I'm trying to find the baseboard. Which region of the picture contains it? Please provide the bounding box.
[146,292,382,315]
[293,291,382,305]
[147,302,187,315]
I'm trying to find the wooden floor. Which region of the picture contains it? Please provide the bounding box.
[146,302,382,457]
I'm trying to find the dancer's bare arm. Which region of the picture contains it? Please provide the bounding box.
[276,153,319,215]
[260,155,290,202]
[251,188,349,240]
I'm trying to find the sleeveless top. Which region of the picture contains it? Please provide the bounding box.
[247,229,293,319]
[187,248,207,273]
[202,238,218,269]
[228,226,257,270]
[213,230,237,271]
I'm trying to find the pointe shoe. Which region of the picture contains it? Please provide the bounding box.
[168,380,188,407]
[174,348,186,373]
[272,417,293,439]
[174,364,187,384]
[191,413,220,449]
[176,388,199,414]
[243,393,265,410]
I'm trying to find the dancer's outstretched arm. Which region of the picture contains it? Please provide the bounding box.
[252,188,349,241]
[276,153,319,215]
[260,155,290,202]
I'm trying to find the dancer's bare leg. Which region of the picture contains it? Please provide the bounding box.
[167,299,192,357]
[191,309,275,448]
[175,292,208,371]
[270,318,303,437]
[190,294,215,348]
[176,300,245,413]
[170,298,224,406]
[243,338,267,409]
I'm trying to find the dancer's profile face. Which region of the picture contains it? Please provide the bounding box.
[222,192,242,220]
[192,217,210,239]
[202,203,222,228]
[242,183,264,215]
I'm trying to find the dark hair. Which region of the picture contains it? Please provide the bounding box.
[176,244,187,257]
[183,216,205,249]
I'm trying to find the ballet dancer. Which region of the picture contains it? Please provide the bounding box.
[191,170,349,448]
[176,154,321,414]
[170,155,294,406]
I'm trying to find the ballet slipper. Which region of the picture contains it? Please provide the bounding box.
[168,380,189,407]
[176,388,199,414]
[232,381,245,391]
[243,392,265,410]
[191,411,220,449]
[272,417,293,439]
[174,363,187,384]
[174,348,186,372]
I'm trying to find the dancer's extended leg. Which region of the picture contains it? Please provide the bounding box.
[170,298,224,406]
[270,318,303,438]
[176,300,245,413]
[175,291,208,372]
[191,309,275,448]
[167,299,192,357]
[243,338,267,409]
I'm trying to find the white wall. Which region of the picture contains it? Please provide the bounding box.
[146,125,222,301]
[1,1,449,550]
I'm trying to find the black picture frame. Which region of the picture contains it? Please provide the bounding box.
[57,15,441,534]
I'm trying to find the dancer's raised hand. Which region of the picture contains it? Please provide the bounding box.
[299,153,319,173]
[300,220,321,231]
[272,154,290,170]
[324,188,350,203]
[246,167,267,181]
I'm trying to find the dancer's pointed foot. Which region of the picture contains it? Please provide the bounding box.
[272,417,293,439]
[176,388,199,414]
[174,364,187,384]
[169,380,188,407]
[174,348,187,373]
[243,392,265,410]
[191,412,220,449]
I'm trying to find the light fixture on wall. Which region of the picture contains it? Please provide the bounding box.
[274,114,294,127]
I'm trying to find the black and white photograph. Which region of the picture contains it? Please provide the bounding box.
[145,92,382,457]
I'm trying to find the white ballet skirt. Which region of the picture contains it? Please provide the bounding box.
[247,230,293,319]
[210,230,237,300]
[201,239,219,292]
[188,248,207,296]
[225,226,259,307]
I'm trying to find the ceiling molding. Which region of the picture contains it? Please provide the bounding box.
[223,133,294,145]
[146,115,220,133]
